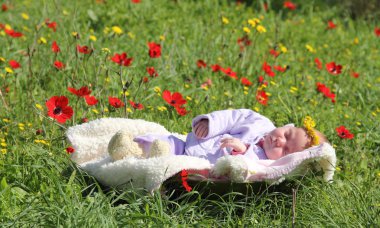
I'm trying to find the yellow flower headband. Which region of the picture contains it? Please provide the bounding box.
[303,116,320,146]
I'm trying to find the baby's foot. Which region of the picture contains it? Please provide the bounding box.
[149,140,171,158]
[107,129,144,161]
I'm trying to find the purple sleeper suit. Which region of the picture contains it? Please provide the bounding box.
[134,109,276,164]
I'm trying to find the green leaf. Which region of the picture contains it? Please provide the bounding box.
[87,9,98,22]
[1,177,8,190]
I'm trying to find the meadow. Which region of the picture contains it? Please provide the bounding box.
[0,0,379,226]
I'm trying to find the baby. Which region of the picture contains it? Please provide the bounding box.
[108,109,327,162]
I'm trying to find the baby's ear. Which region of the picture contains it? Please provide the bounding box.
[284,123,295,127]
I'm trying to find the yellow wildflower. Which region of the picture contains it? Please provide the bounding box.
[154,86,161,93]
[101,48,110,53]
[244,91,248,95]
[157,106,167,111]
[290,86,298,93]
[336,167,341,171]
[248,18,260,27]
[253,106,260,112]
[127,108,132,113]
[5,24,11,30]
[21,13,29,20]
[71,32,79,38]
[2,118,10,123]
[112,26,123,35]
[0,57,5,62]
[35,104,43,111]
[184,84,190,88]
[224,91,231,97]
[1,142,6,147]
[1,149,6,154]
[127,32,135,39]
[353,37,359,45]
[186,96,192,101]
[305,44,316,53]
[104,108,109,113]
[256,25,266,33]
[243,27,251,34]
[5,67,13,74]
[120,91,130,96]
[356,122,361,126]
[279,44,288,53]
[103,27,110,34]
[105,77,110,83]
[92,109,99,114]
[344,114,349,119]
[160,35,165,41]
[222,17,229,24]
[89,35,97,41]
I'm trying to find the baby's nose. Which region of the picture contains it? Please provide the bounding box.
[276,137,286,147]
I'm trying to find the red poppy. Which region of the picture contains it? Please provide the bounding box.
[142,77,149,83]
[237,36,251,51]
[262,62,275,77]
[52,41,60,53]
[148,42,161,58]
[210,64,221,72]
[269,49,280,58]
[9,60,20,69]
[316,82,336,103]
[273,65,287,72]
[314,58,323,70]
[375,27,380,37]
[336,126,354,139]
[45,96,73,124]
[45,20,57,32]
[263,2,268,11]
[111,53,133,67]
[4,28,23,38]
[241,77,252,86]
[129,100,144,110]
[76,45,93,54]
[284,1,296,10]
[84,95,98,106]
[180,170,192,192]
[67,86,92,97]
[146,66,158,77]
[54,60,65,70]
[108,96,124,108]
[66,146,75,154]
[2,4,8,11]
[221,67,238,79]
[325,62,342,75]
[131,0,141,3]
[162,90,187,107]
[197,59,207,68]
[256,90,268,105]
[327,20,337,30]
[351,71,359,78]
[81,118,89,123]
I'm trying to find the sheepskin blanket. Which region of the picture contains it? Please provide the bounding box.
[67,118,336,193]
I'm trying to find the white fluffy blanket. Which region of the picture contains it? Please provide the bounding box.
[67,118,336,193]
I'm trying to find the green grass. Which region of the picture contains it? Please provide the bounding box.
[0,0,379,226]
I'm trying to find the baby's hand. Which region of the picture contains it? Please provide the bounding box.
[193,119,209,138]
[220,138,247,153]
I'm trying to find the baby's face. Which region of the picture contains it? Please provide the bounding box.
[263,126,310,160]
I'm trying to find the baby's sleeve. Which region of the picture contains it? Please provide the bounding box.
[192,109,274,139]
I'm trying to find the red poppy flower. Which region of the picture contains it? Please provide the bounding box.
[108,96,124,108]
[256,90,268,105]
[327,20,337,30]
[52,41,60,53]
[84,95,98,106]
[45,96,73,124]
[325,62,342,75]
[148,42,161,58]
[314,58,323,70]
[351,71,359,78]
[162,90,187,107]
[284,1,296,10]
[241,77,252,86]
[269,49,280,58]
[237,36,251,51]
[9,60,20,69]
[375,27,380,37]
[316,82,336,103]
[81,118,89,123]
[221,67,238,79]
[4,29,23,38]
[54,60,65,70]
[142,77,149,83]
[262,62,275,77]
[66,146,75,154]
[131,0,141,3]
[76,45,93,54]
[336,126,354,139]
[111,53,133,67]
[197,59,207,68]
[146,66,158,77]
[129,100,144,110]
[2,4,8,11]
[180,170,192,192]
[67,86,92,97]
[45,20,57,32]
[273,65,287,72]
[210,64,221,72]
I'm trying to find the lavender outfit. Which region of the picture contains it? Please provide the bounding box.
[134,109,276,164]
